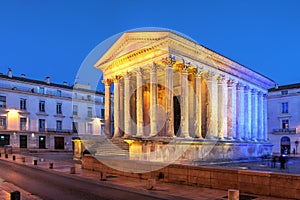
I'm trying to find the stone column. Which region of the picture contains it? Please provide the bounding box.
[195,70,203,139]
[165,65,175,137]
[150,64,158,136]
[244,86,252,141]
[236,83,244,140]
[263,94,268,141]
[124,72,132,138]
[119,81,124,136]
[257,91,263,141]
[218,77,228,140]
[180,67,189,138]
[103,79,112,137]
[206,72,218,139]
[136,68,144,137]
[113,76,122,138]
[251,89,258,141]
[227,80,237,140]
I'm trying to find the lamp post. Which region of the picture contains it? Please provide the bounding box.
[295,141,299,155]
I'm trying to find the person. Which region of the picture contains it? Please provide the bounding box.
[279,154,287,169]
[271,156,277,168]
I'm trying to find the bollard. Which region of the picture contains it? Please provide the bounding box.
[12,155,16,161]
[5,154,8,159]
[21,157,25,163]
[49,162,53,169]
[34,160,37,165]
[70,166,76,174]
[10,190,20,200]
[100,171,107,181]
[228,189,239,200]
[0,153,1,157]
[146,179,156,190]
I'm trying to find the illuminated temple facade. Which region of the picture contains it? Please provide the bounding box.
[94,30,275,161]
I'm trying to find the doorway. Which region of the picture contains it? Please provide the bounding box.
[0,134,10,147]
[19,135,27,148]
[39,136,46,149]
[173,96,181,136]
[281,136,291,154]
[55,137,64,150]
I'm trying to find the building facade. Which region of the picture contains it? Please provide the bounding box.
[268,83,300,154]
[0,69,105,151]
[94,30,275,162]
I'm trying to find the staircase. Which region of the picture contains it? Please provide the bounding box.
[93,138,129,159]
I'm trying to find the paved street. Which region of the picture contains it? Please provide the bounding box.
[0,152,293,200]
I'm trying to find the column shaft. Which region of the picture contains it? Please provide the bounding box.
[165,65,174,137]
[113,77,121,138]
[207,73,218,139]
[263,94,268,141]
[244,87,252,140]
[257,92,263,140]
[180,69,189,138]
[195,72,203,138]
[236,84,244,140]
[103,79,112,137]
[124,72,132,137]
[227,81,236,139]
[136,68,144,137]
[251,89,258,141]
[150,65,158,136]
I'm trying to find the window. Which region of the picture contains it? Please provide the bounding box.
[56,103,62,115]
[20,98,27,110]
[87,95,91,101]
[87,107,92,118]
[39,87,45,94]
[56,120,62,131]
[101,109,104,118]
[56,90,62,97]
[282,119,289,129]
[281,90,288,95]
[73,105,78,116]
[0,96,6,108]
[39,119,45,132]
[20,118,27,130]
[0,116,6,130]
[72,122,78,133]
[282,102,288,113]
[87,123,93,134]
[39,101,45,112]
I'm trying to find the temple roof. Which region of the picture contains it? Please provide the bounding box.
[94,28,275,89]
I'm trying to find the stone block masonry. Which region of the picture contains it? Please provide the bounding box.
[82,155,300,199]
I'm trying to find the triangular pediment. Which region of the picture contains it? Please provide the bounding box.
[95,31,171,70]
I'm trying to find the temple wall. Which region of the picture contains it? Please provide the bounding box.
[82,155,300,199]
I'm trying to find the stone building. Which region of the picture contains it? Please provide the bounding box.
[268,83,300,154]
[94,30,275,162]
[0,69,105,152]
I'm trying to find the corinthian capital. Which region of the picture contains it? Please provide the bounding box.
[102,79,113,86]
[161,55,176,67]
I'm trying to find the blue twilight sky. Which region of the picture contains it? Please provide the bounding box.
[0,0,300,91]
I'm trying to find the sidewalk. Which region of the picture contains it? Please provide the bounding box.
[0,153,288,200]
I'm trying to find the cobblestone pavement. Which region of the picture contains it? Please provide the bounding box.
[0,152,295,200]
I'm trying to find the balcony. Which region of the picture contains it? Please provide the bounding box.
[0,125,7,130]
[45,128,74,134]
[272,128,298,135]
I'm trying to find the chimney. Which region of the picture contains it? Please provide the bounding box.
[21,74,26,78]
[45,76,50,84]
[63,81,67,86]
[8,68,12,78]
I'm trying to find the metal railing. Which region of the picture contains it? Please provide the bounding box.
[272,128,297,134]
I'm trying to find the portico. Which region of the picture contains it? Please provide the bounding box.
[95,30,274,161]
